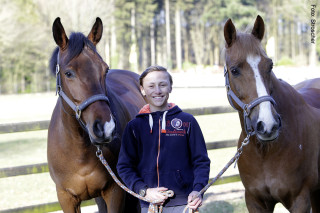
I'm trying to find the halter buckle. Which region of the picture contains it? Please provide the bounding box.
[226,85,231,92]
[243,104,253,117]
[56,64,60,77]
[76,107,82,120]
[57,85,62,93]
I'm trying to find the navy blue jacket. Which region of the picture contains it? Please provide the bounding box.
[117,104,210,207]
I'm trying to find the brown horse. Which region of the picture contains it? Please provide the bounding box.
[47,17,145,212]
[223,15,320,212]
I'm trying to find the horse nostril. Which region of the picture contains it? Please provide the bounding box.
[272,115,281,132]
[93,120,104,139]
[277,115,282,128]
[256,121,265,134]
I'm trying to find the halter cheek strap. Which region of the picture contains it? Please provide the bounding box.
[55,50,110,132]
[224,65,276,135]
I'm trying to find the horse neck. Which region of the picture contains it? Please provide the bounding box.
[106,85,128,132]
[271,74,307,113]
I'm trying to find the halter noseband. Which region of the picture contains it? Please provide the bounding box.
[224,65,276,135]
[55,50,110,132]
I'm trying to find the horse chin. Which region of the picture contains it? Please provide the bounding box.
[89,134,113,146]
[256,132,279,143]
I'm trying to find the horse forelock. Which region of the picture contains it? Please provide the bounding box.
[49,32,99,76]
[225,32,267,66]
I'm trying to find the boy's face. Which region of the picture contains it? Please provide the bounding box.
[140,71,172,112]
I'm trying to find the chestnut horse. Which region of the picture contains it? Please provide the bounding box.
[223,15,320,212]
[47,17,145,212]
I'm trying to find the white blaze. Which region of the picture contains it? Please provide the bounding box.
[246,55,275,133]
[104,115,115,137]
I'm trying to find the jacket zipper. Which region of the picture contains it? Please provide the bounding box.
[157,118,161,187]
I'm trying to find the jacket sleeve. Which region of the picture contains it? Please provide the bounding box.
[116,122,147,193]
[188,117,211,192]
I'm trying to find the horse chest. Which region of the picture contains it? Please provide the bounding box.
[239,145,309,201]
[59,159,110,198]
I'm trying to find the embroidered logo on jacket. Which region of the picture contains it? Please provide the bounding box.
[164,118,188,137]
[171,118,183,130]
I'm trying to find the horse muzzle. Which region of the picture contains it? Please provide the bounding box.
[89,118,116,145]
[253,113,282,142]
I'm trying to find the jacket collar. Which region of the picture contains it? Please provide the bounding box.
[138,103,176,114]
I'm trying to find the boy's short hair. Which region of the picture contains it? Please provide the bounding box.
[139,65,173,86]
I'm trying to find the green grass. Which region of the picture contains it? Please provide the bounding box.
[200,200,247,213]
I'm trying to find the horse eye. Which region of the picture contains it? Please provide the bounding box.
[64,71,74,78]
[230,68,240,76]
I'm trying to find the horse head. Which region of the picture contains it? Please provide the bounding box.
[51,17,115,145]
[223,15,281,142]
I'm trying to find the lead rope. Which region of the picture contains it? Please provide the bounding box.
[96,148,174,213]
[96,133,250,213]
[182,133,251,213]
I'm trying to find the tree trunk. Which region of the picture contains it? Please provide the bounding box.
[150,18,156,66]
[129,7,138,72]
[290,21,296,61]
[110,6,118,68]
[283,20,290,58]
[272,0,278,63]
[165,0,172,69]
[175,2,182,71]
[190,25,204,66]
[182,21,190,65]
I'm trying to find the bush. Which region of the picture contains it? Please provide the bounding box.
[276,57,295,66]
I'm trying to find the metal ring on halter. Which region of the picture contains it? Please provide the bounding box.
[57,85,62,93]
[226,85,231,92]
[243,105,249,115]
[76,107,82,120]
[96,147,102,157]
[56,64,60,76]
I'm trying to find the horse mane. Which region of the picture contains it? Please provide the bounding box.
[49,32,98,75]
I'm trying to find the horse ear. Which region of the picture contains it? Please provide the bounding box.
[224,19,236,47]
[52,17,68,50]
[88,17,103,46]
[252,15,265,41]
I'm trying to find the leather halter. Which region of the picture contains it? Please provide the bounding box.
[224,65,276,135]
[55,50,110,132]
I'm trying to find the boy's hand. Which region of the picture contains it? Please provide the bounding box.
[187,191,202,210]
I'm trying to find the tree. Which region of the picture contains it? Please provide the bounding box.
[175,0,182,71]
[165,0,172,69]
